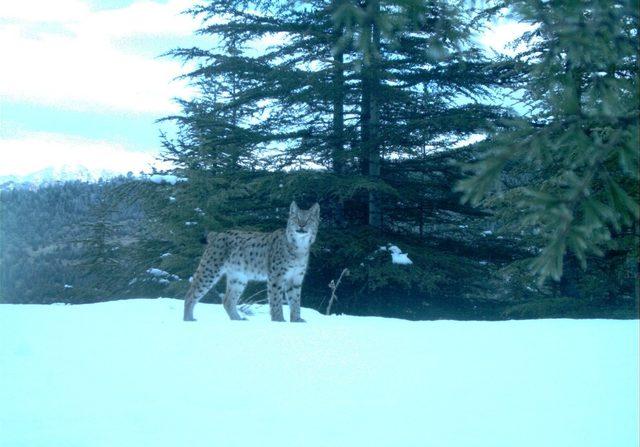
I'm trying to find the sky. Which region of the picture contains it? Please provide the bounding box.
[0,0,203,178]
[0,0,529,180]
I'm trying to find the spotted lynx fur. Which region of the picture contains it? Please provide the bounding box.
[183,201,320,322]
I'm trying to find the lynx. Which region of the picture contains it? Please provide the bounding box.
[183,201,320,322]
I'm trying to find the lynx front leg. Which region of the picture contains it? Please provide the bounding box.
[267,277,285,322]
[286,280,305,323]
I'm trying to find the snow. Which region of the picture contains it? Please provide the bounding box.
[148,174,186,185]
[385,244,413,265]
[0,299,637,447]
[378,244,413,265]
[391,251,413,265]
[146,268,179,281]
[0,164,122,187]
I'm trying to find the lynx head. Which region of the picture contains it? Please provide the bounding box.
[286,201,320,247]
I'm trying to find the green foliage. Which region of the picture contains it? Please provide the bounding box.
[164,0,509,218]
[1,174,635,318]
[504,295,637,320]
[457,0,639,282]
[143,0,638,318]
[5,0,637,320]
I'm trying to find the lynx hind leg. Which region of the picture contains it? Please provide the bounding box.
[223,275,247,321]
[183,254,222,321]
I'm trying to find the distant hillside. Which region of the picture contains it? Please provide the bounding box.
[1,177,637,319]
[0,178,168,304]
[0,165,135,190]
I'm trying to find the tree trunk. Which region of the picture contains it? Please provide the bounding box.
[332,0,345,175]
[360,60,371,176]
[361,0,382,229]
[332,0,346,225]
[332,54,345,173]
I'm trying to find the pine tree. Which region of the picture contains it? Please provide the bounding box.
[164,0,511,220]
[457,0,639,283]
[156,0,535,317]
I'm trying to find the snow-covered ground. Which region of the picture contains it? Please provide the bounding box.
[1,299,637,447]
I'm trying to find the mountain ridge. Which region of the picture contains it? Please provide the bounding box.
[0,164,138,189]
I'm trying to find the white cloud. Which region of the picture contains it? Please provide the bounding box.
[0,0,198,114]
[0,131,162,176]
[479,20,535,56]
[0,0,90,23]
[72,0,197,39]
[247,31,289,54]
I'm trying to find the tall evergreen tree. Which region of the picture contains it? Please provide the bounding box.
[155,0,547,317]
[165,0,510,223]
[457,0,639,283]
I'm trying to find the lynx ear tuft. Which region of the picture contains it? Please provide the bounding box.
[311,202,320,216]
[290,201,299,214]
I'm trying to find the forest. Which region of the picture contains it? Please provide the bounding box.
[1,0,638,320]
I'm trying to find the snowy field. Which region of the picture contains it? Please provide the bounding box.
[1,298,638,447]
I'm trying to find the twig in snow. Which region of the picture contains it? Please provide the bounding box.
[239,288,268,316]
[326,268,349,316]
